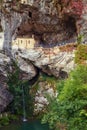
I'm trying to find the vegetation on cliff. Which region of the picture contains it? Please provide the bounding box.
[42,65,87,130]
[75,44,87,64]
[7,61,33,116]
[53,0,83,18]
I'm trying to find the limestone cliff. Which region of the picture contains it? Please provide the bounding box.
[0,46,75,112]
[0,0,87,52]
[0,0,87,112]
[0,47,75,82]
[0,0,77,54]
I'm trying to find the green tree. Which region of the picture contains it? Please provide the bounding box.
[42,65,87,130]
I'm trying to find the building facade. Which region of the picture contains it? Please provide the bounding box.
[12,36,36,50]
[21,0,34,5]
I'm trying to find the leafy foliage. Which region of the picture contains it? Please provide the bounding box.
[7,61,33,116]
[75,44,87,64]
[42,65,87,130]
[0,113,18,128]
[7,61,22,114]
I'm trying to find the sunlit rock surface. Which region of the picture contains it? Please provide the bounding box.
[0,51,37,81]
[16,48,75,78]
[33,80,58,114]
[0,47,75,84]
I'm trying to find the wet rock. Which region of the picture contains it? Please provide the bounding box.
[0,85,13,113]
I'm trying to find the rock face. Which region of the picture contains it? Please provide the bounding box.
[0,0,78,112]
[0,50,37,112]
[0,52,10,77]
[0,48,74,80]
[0,46,75,112]
[17,48,75,78]
[1,11,26,54]
[34,80,58,114]
[0,51,37,81]
[0,85,13,112]
[0,0,77,53]
[0,0,87,51]
[79,0,87,43]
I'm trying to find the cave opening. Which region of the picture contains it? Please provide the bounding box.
[63,16,77,39]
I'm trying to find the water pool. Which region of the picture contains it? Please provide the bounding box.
[1,120,50,130]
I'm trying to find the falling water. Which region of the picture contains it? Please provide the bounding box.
[22,86,27,122]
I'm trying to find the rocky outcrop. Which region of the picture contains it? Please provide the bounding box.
[16,48,75,78]
[0,0,77,112]
[0,0,77,53]
[34,80,58,114]
[0,46,75,84]
[0,51,37,81]
[0,85,13,112]
[1,0,87,52]
[1,11,26,54]
[0,50,37,112]
[79,0,87,43]
[0,45,75,112]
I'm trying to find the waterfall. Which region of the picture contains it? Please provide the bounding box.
[22,86,27,122]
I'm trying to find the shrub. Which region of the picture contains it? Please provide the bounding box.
[42,65,87,130]
[75,44,87,64]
